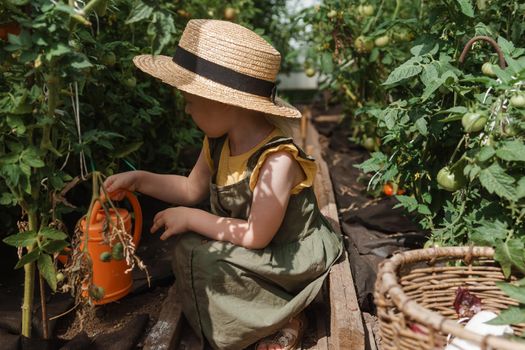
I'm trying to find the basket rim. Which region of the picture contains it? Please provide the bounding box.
[375,246,525,350]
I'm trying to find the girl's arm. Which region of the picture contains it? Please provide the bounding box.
[152,151,304,249]
[105,148,211,206]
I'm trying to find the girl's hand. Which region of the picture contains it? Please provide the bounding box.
[151,207,190,240]
[103,171,140,200]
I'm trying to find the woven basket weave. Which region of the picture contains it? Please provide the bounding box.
[375,246,525,350]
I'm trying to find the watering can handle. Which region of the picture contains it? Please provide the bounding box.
[89,191,143,247]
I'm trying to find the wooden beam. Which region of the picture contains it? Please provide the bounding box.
[143,284,183,350]
[302,117,366,350]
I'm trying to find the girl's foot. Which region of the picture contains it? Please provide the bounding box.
[255,313,306,350]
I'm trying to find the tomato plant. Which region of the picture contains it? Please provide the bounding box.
[299,0,420,150]
[0,0,293,339]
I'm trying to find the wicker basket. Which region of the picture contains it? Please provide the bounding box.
[375,246,525,350]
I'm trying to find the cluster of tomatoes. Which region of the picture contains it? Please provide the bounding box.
[436,65,525,192]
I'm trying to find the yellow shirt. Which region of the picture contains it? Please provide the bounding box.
[203,129,316,194]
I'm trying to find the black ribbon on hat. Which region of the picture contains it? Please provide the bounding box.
[173,46,277,103]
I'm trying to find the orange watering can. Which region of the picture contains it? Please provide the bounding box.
[78,191,142,305]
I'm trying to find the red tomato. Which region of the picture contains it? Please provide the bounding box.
[383,183,394,196]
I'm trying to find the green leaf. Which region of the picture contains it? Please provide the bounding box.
[21,147,45,168]
[382,109,398,130]
[7,115,26,134]
[394,195,419,212]
[486,306,525,325]
[495,282,525,304]
[70,59,93,69]
[469,220,507,246]
[436,106,468,115]
[0,192,16,206]
[39,228,67,240]
[3,231,38,247]
[494,239,525,278]
[477,146,495,162]
[517,177,525,199]
[456,0,474,17]
[126,2,154,24]
[464,163,481,181]
[45,43,72,60]
[420,64,439,87]
[321,52,334,74]
[41,240,69,254]
[383,64,422,85]
[496,141,525,162]
[415,118,428,136]
[497,36,515,56]
[37,254,57,292]
[14,248,41,269]
[111,141,144,158]
[479,163,516,200]
[417,204,431,215]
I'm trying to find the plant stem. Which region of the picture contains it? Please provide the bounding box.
[21,211,38,338]
[39,273,49,339]
[448,134,466,167]
[392,0,402,20]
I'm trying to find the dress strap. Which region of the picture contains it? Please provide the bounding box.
[207,135,228,182]
[246,136,314,172]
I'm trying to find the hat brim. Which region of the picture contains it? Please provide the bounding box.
[133,55,301,119]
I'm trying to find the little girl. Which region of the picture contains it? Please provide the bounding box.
[104,19,342,350]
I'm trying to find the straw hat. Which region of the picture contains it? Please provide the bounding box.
[133,19,301,119]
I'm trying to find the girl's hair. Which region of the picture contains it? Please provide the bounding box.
[265,114,301,137]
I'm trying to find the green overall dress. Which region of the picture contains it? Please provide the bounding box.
[171,135,343,350]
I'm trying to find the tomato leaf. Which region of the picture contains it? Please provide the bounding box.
[37,254,57,292]
[479,163,516,201]
[496,141,525,162]
[494,239,525,278]
[15,248,41,269]
[383,57,423,85]
[455,0,474,18]
[3,231,38,247]
[486,306,525,325]
[495,282,525,304]
[39,227,67,240]
[41,240,69,254]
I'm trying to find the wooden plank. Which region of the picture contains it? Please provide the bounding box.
[143,284,183,350]
[364,313,379,350]
[302,116,366,350]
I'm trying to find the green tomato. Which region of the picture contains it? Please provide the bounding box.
[423,240,441,249]
[436,166,465,192]
[503,122,519,137]
[123,76,137,88]
[224,7,236,20]
[112,242,124,260]
[394,30,414,42]
[101,51,117,67]
[354,36,374,53]
[56,272,65,282]
[99,251,112,262]
[305,68,316,77]
[481,62,496,77]
[362,137,376,152]
[89,285,105,301]
[510,94,525,108]
[462,112,487,133]
[358,4,375,17]
[327,10,338,19]
[374,35,390,48]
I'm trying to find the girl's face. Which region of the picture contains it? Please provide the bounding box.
[183,92,232,138]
